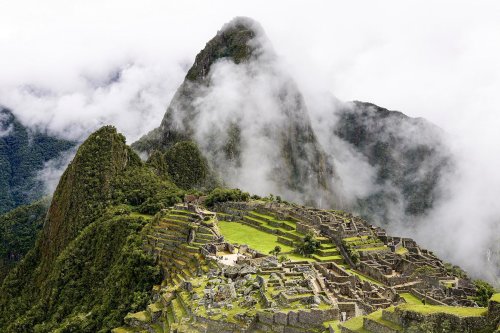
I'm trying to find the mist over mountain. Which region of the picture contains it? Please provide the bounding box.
[134,18,335,205]
[131,17,500,285]
[328,100,451,223]
[134,17,450,224]
[0,108,75,213]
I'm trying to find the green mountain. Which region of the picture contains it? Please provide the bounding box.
[0,198,49,282]
[0,126,183,332]
[0,108,75,214]
[134,17,335,204]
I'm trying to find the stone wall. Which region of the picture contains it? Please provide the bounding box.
[257,308,339,330]
[395,307,489,333]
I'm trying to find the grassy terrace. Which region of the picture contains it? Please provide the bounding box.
[341,315,370,333]
[398,304,488,317]
[341,308,403,333]
[218,208,344,263]
[218,220,314,261]
[249,210,297,229]
[400,293,423,305]
[339,265,383,286]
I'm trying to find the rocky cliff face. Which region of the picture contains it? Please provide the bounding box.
[134,17,335,205]
[0,108,75,214]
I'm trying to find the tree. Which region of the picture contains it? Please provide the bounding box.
[269,246,281,256]
[295,232,320,256]
[473,279,495,306]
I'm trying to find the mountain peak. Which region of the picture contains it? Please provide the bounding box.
[185,17,268,82]
[39,125,141,271]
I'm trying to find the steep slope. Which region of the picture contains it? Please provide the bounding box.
[134,17,335,204]
[334,101,451,223]
[0,107,75,214]
[0,198,49,282]
[0,126,183,332]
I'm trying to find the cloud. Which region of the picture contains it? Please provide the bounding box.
[36,147,78,195]
[0,112,13,137]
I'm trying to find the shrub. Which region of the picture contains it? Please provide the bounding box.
[294,232,320,256]
[204,188,250,207]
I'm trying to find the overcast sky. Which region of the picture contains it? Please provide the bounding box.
[1,0,500,281]
[1,0,499,141]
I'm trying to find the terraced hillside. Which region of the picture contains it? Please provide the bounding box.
[113,199,499,333]
[340,300,499,333]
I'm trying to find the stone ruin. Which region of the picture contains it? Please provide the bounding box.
[113,200,490,333]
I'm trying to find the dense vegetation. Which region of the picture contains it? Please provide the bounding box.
[164,141,211,190]
[294,232,321,255]
[204,187,250,207]
[0,198,49,282]
[0,126,173,332]
[473,279,496,307]
[0,208,160,333]
[0,108,75,214]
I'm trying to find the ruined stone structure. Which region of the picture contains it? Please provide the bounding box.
[112,201,498,333]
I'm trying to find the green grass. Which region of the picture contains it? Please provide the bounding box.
[218,221,294,253]
[340,315,370,332]
[323,320,340,331]
[129,211,153,220]
[491,293,500,303]
[125,311,150,322]
[343,267,383,286]
[218,221,316,261]
[112,328,137,333]
[366,309,403,331]
[343,236,369,242]
[400,293,423,305]
[245,215,303,237]
[396,247,408,255]
[398,304,488,317]
[359,245,388,252]
[311,254,343,262]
